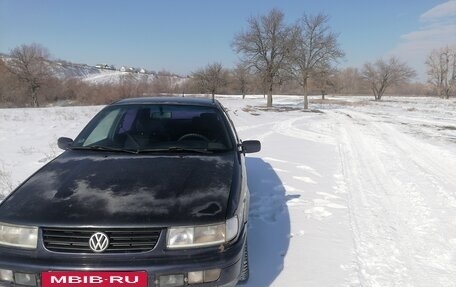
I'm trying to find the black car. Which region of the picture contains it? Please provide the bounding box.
[0,97,260,287]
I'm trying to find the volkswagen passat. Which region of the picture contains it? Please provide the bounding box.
[0,97,261,287]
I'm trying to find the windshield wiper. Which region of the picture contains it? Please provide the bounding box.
[137,147,213,154]
[70,145,138,154]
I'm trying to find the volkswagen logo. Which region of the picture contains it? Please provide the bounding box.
[89,232,109,253]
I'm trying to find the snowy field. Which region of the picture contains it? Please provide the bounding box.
[1,95,456,286]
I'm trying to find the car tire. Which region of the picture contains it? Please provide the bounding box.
[238,237,249,283]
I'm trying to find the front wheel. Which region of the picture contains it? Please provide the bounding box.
[238,238,249,283]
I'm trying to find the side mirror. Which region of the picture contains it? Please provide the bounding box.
[57,137,74,150]
[241,140,261,154]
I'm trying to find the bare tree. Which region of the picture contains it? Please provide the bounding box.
[232,63,250,99]
[191,68,207,94]
[425,46,456,99]
[313,64,337,100]
[208,63,228,98]
[7,43,52,107]
[249,72,267,98]
[232,8,295,107]
[291,13,344,109]
[362,57,416,100]
[152,70,175,94]
[118,72,153,98]
[191,62,228,101]
[0,58,16,104]
[334,67,364,95]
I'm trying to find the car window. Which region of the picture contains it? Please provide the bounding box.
[83,109,121,146]
[73,104,234,151]
[220,105,240,144]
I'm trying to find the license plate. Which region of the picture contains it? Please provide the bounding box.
[41,271,148,287]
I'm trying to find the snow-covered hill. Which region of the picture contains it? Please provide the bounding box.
[1,55,186,85]
[1,95,456,286]
[1,55,101,79]
[80,70,149,84]
[51,61,100,78]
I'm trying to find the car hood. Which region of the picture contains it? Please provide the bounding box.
[0,150,237,227]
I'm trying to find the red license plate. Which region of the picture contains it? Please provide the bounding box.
[41,271,148,287]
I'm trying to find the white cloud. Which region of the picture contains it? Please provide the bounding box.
[389,1,456,81]
[420,0,456,22]
[401,24,456,42]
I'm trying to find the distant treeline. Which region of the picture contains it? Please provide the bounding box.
[0,50,432,108]
[0,41,451,108]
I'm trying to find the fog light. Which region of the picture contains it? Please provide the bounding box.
[158,274,184,287]
[203,269,221,282]
[14,273,36,286]
[0,269,13,282]
[187,271,203,284]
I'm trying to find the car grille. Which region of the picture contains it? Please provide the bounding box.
[42,227,162,253]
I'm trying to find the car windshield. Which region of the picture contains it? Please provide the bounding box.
[72,104,234,152]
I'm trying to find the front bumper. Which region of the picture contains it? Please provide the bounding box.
[0,227,246,287]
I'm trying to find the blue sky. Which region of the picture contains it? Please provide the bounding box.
[1,0,455,80]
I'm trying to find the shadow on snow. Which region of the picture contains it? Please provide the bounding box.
[242,157,291,287]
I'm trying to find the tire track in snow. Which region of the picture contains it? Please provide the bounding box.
[336,117,416,287]
[348,110,456,283]
[332,109,456,287]
[272,115,335,145]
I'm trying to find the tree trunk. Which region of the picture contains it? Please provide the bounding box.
[211,92,215,102]
[321,90,325,100]
[373,89,379,101]
[444,87,450,99]
[267,80,273,107]
[303,77,309,110]
[377,90,383,100]
[377,85,387,101]
[31,86,39,107]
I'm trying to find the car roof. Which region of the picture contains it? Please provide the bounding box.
[112,96,220,107]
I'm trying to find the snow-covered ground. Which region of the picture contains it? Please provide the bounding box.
[1,95,456,286]
[80,69,152,84]
[80,69,187,87]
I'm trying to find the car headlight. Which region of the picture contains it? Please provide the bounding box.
[167,216,239,249]
[0,222,38,249]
